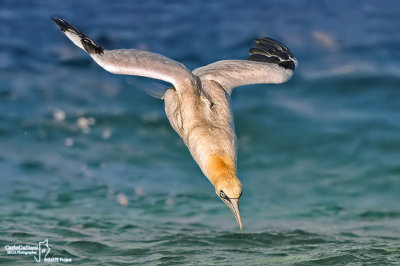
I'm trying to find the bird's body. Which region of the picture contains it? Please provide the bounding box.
[164,79,237,182]
[52,18,297,229]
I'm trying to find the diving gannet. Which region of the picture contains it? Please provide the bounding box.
[52,17,297,230]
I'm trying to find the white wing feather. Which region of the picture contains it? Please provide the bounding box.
[91,49,193,89]
[193,60,294,95]
[52,18,194,91]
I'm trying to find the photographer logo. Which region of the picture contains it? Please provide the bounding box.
[4,239,72,263]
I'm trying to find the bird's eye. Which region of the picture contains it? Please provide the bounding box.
[219,190,226,199]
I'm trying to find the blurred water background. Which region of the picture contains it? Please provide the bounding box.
[1,0,400,264]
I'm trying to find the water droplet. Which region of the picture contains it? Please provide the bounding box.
[165,198,174,207]
[53,109,66,122]
[102,129,112,139]
[87,117,96,126]
[76,117,91,133]
[134,187,144,196]
[64,138,74,147]
[116,193,129,207]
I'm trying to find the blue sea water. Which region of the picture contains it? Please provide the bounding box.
[1,0,400,265]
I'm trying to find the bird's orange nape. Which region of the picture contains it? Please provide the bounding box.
[206,154,236,185]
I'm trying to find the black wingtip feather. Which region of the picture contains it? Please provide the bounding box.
[248,37,297,71]
[51,17,104,55]
[51,17,84,36]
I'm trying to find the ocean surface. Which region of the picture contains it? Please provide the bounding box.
[1,0,400,265]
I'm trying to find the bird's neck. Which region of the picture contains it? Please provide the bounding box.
[206,154,237,186]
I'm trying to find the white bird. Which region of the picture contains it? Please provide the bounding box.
[52,17,297,230]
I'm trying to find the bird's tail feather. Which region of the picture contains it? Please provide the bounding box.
[51,17,104,55]
[248,37,297,71]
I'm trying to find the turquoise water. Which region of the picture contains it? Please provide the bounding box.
[1,0,400,265]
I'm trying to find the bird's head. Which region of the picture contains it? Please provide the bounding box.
[215,178,243,230]
[207,155,243,230]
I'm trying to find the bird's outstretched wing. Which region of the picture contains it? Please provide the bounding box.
[193,37,297,95]
[52,18,194,92]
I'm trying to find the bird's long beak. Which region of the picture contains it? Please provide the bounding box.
[227,198,242,230]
